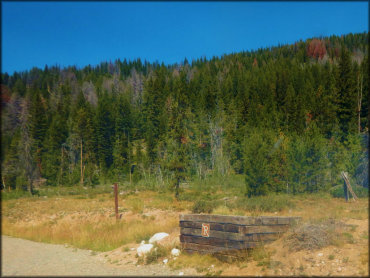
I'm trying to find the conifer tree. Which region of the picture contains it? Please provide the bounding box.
[337,47,356,135]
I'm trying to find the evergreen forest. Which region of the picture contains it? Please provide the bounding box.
[1,32,369,198]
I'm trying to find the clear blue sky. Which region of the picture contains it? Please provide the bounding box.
[1,1,368,74]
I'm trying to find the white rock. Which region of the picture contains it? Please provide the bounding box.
[179,272,184,276]
[137,243,153,257]
[149,232,169,244]
[211,265,214,268]
[171,248,180,257]
[130,247,136,251]
[317,253,323,257]
[163,258,168,264]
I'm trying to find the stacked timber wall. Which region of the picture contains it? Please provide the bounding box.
[180,214,300,256]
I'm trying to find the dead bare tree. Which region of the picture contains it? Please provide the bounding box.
[356,72,363,134]
[19,98,38,193]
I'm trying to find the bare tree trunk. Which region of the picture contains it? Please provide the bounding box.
[3,177,9,192]
[58,147,64,186]
[357,73,363,134]
[29,180,33,194]
[80,139,84,185]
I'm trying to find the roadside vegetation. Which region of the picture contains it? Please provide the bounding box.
[2,177,368,276]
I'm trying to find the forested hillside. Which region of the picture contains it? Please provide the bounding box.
[1,32,368,197]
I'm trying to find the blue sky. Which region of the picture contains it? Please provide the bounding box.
[1,1,368,74]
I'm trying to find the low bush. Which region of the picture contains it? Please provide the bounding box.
[144,243,170,264]
[192,199,220,213]
[285,218,353,251]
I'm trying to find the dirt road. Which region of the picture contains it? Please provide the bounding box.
[1,236,185,276]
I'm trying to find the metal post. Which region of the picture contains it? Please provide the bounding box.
[114,183,119,220]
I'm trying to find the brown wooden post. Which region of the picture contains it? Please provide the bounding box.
[343,179,349,202]
[80,139,84,185]
[114,183,119,220]
[129,166,132,185]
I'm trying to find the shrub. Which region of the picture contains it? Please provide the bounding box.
[192,199,217,213]
[285,218,353,251]
[145,244,169,264]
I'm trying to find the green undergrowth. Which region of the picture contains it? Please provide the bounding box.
[329,184,368,198]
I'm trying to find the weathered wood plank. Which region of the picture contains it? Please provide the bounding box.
[241,224,289,234]
[180,227,253,241]
[179,234,272,249]
[180,221,292,234]
[180,221,240,233]
[261,217,278,225]
[251,233,281,241]
[179,214,301,226]
[181,227,282,242]
[180,234,247,249]
[180,214,256,225]
[277,217,291,225]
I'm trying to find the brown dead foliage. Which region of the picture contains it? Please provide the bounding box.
[285,218,350,251]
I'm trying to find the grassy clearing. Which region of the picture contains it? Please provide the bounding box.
[1,180,368,259]
[3,215,178,252]
[2,189,183,252]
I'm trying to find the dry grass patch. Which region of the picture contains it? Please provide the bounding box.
[121,191,192,212]
[2,193,180,252]
[3,215,179,252]
[168,252,223,274]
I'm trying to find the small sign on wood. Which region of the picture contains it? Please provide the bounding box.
[201,223,210,237]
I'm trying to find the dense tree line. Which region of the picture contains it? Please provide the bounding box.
[1,32,368,197]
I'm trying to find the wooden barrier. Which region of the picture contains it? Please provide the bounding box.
[179,214,300,257]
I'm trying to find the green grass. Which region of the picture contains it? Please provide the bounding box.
[1,189,32,200]
[227,194,296,213]
[144,243,170,264]
[329,184,369,198]
[1,184,115,200]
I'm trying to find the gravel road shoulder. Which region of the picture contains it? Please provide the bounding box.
[1,236,187,276]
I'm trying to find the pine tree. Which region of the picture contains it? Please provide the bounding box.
[337,47,356,135]
[29,89,48,175]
